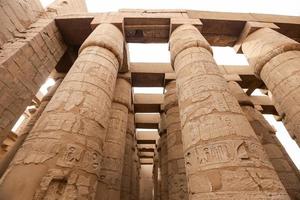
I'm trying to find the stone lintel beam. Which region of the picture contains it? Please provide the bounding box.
[136,130,159,141]
[136,131,159,144]
[55,11,300,46]
[134,94,164,113]
[133,93,277,115]
[130,62,261,88]
[234,21,280,53]
[138,148,155,153]
[91,13,124,33]
[135,113,160,129]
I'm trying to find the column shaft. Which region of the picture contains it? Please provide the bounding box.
[131,141,140,200]
[228,81,300,199]
[0,23,124,199]
[153,148,160,200]
[96,78,131,199]
[241,28,300,146]
[158,113,169,200]
[170,24,289,199]
[243,106,300,199]
[164,81,188,200]
[121,111,135,200]
[0,75,65,177]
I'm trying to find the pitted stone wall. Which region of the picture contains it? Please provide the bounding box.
[0,0,44,47]
[0,0,87,145]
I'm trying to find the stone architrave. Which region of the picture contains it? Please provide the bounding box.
[96,78,131,200]
[0,23,124,200]
[121,111,135,200]
[169,24,289,199]
[241,28,300,146]
[0,74,65,177]
[164,80,188,200]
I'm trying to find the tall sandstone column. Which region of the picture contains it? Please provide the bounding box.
[0,73,65,177]
[96,78,131,199]
[169,24,289,199]
[158,113,169,200]
[121,111,135,200]
[0,23,124,200]
[241,28,300,146]
[164,81,188,200]
[131,142,140,200]
[152,148,160,200]
[227,81,300,199]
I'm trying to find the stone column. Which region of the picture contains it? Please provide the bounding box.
[158,113,169,200]
[131,141,140,200]
[241,28,300,146]
[153,147,160,200]
[121,111,135,200]
[164,80,188,200]
[0,73,65,177]
[228,81,300,199]
[169,24,289,199]
[0,23,124,199]
[96,77,131,199]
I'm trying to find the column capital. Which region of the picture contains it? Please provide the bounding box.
[169,24,212,67]
[242,28,300,77]
[79,23,124,66]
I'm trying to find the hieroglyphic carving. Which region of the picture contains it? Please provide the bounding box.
[242,28,300,146]
[184,139,271,173]
[170,24,289,199]
[0,23,124,200]
[164,81,188,200]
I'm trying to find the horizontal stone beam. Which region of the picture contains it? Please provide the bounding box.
[138,148,155,152]
[140,158,154,164]
[133,94,277,115]
[134,94,164,113]
[56,11,300,46]
[135,113,160,129]
[139,155,154,159]
[137,140,156,144]
[130,63,263,88]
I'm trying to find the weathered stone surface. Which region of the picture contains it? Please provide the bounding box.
[139,165,153,200]
[96,78,131,200]
[0,23,123,200]
[132,140,140,200]
[0,0,43,47]
[164,81,188,200]
[0,18,67,145]
[158,132,169,200]
[242,28,300,146]
[228,81,300,200]
[120,112,135,200]
[170,24,289,199]
[0,74,65,177]
[0,0,88,145]
[242,106,300,200]
[153,148,160,200]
